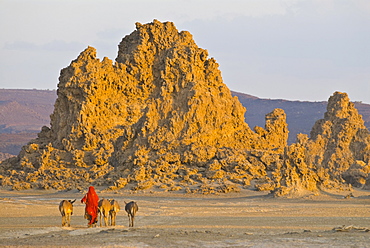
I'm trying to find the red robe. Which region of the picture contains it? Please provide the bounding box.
[81,186,99,225]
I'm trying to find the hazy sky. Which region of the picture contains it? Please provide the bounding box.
[1,0,369,103]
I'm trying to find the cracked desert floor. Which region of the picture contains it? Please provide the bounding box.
[1,188,370,247]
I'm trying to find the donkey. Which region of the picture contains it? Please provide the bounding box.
[125,201,138,227]
[98,198,111,227]
[109,199,120,226]
[59,199,76,227]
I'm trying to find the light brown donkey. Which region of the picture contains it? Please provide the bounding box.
[125,201,138,227]
[98,199,111,227]
[109,199,120,226]
[59,199,76,227]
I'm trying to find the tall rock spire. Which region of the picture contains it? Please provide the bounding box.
[309,91,370,187]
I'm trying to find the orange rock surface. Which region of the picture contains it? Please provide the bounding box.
[1,21,369,197]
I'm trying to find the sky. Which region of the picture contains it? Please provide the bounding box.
[1,0,369,103]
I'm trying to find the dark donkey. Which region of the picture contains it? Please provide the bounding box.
[124,201,138,227]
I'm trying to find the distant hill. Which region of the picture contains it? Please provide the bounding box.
[0,88,369,159]
[0,89,56,133]
[0,89,56,158]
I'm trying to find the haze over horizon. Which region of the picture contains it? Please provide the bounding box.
[1,0,369,104]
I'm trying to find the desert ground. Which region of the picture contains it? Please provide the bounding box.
[0,187,370,247]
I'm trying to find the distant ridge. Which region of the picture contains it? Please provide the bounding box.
[0,89,56,133]
[0,89,369,156]
[0,89,57,158]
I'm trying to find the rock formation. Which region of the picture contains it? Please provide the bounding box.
[0,20,286,192]
[308,92,370,188]
[0,21,368,197]
[268,92,370,196]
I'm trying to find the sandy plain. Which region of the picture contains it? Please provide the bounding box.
[0,187,370,248]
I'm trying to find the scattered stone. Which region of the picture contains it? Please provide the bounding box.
[333,225,369,232]
[344,193,355,199]
[284,232,299,235]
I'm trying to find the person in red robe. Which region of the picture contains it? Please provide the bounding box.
[81,186,99,227]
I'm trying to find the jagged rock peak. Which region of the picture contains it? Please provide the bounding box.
[254,108,288,153]
[117,20,198,64]
[306,91,369,190]
[311,91,367,141]
[325,91,364,120]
